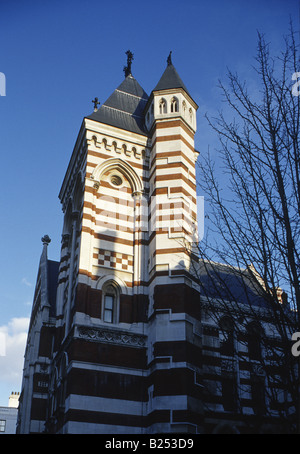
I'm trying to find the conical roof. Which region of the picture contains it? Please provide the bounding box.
[153,63,191,98]
[86,75,149,136]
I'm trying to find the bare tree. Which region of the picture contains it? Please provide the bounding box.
[195,25,300,433]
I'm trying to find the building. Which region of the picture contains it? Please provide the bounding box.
[17,52,294,434]
[17,235,59,434]
[0,392,19,434]
[196,261,296,434]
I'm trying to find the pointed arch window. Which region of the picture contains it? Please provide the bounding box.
[170,97,178,113]
[104,293,114,323]
[159,98,167,114]
[102,282,119,324]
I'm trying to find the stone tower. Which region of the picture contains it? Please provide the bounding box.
[18,52,202,434]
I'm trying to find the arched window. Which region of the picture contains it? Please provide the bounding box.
[189,108,193,122]
[112,141,117,152]
[159,98,167,114]
[182,101,187,116]
[170,97,178,113]
[102,282,119,323]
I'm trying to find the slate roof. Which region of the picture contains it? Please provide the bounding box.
[198,261,270,309]
[86,75,149,136]
[153,63,191,98]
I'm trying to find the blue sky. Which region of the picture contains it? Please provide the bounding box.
[0,0,298,406]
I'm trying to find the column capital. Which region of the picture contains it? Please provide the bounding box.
[132,190,147,199]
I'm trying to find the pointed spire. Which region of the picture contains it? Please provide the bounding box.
[41,235,51,261]
[153,57,190,97]
[123,50,134,78]
[87,61,149,135]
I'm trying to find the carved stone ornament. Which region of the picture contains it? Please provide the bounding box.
[77,325,146,348]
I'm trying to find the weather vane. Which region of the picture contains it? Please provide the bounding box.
[123,50,134,77]
[92,97,100,112]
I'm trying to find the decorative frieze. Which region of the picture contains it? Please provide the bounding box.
[76,325,146,348]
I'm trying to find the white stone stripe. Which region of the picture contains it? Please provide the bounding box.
[70,360,146,374]
[155,128,195,145]
[65,421,143,434]
[66,394,144,415]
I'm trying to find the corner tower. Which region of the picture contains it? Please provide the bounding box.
[145,52,199,281]
[144,53,202,433]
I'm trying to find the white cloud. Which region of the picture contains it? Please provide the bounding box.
[21,277,32,287]
[0,317,30,396]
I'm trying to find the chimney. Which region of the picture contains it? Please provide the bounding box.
[8,391,20,408]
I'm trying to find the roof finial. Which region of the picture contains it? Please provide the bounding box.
[41,235,51,246]
[92,97,100,112]
[167,51,172,66]
[123,50,134,77]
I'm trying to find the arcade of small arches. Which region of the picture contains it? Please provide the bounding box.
[90,135,149,161]
[155,96,193,119]
[144,95,195,132]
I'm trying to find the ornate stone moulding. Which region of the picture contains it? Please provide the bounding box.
[76,325,146,348]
